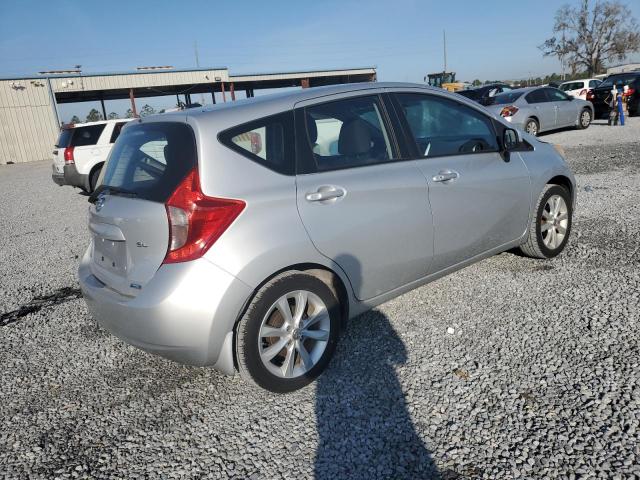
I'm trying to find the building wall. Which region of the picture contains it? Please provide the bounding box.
[0,79,59,164]
[607,63,640,75]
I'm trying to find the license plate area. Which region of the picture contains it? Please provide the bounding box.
[93,235,128,276]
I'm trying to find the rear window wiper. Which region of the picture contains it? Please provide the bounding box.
[88,185,138,204]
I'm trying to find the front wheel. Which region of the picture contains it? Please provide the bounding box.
[578,108,592,129]
[518,184,572,259]
[236,272,341,393]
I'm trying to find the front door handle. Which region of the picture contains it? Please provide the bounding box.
[305,185,346,202]
[432,171,459,183]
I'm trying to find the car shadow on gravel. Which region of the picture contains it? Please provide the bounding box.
[314,255,439,479]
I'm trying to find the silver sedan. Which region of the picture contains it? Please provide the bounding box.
[486,86,594,136]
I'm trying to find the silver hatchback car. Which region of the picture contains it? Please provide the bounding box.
[485,86,593,136]
[79,82,575,392]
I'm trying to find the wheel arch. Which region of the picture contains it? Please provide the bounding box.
[548,175,573,201]
[230,262,352,370]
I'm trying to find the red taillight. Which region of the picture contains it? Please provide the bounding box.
[578,89,587,97]
[586,89,595,101]
[623,88,635,97]
[63,146,75,164]
[500,105,519,117]
[163,169,245,264]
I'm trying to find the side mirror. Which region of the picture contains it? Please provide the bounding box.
[503,128,519,151]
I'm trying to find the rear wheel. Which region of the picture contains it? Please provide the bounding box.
[236,272,341,393]
[525,118,539,136]
[89,164,103,193]
[518,184,572,259]
[578,108,592,129]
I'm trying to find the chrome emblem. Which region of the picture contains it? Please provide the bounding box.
[95,193,106,212]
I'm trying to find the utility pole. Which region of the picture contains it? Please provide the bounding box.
[194,41,205,105]
[443,30,447,73]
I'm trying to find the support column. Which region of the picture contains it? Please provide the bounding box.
[211,89,216,104]
[230,82,236,101]
[129,88,138,117]
[100,98,107,120]
[245,89,251,98]
[221,82,227,102]
[301,78,310,89]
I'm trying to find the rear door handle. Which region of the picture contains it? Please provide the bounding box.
[432,171,459,183]
[305,185,346,202]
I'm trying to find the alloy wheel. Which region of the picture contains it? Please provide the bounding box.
[526,121,538,136]
[258,290,330,378]
[541,194,569,250]
[581,110,591,127]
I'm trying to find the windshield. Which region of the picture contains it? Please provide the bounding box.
[486,91,524,106]
[599,74,638,88]
[100,122,196,203]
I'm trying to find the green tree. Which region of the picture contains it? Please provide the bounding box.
[139,104,156,117]
[472,79,482,87]
[85,108,102,122]
[540,1,640,76]
[70,115,81,124]
[125,108,135,118]
[107,112,119,120]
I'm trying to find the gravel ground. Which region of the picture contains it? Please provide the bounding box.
[1,119,639,479]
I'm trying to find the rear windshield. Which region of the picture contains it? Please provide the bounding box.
[599,74,639,88]
[457,90,479,100]
[560,82,584,91]
[100,122,196,203]
[55,129,73,148]
[486,91,524,105]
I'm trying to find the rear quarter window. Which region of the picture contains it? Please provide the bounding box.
[71,124,106,146]
[218,111,295,175]
[100,122,196,202]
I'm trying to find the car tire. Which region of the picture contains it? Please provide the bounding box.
[89,165,103,193]
[577,108,592,129]
[236,271,341,393]
[518,184,572,259]
[525,118,539,136]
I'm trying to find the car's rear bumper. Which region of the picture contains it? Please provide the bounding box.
[63,163,89,190]
[51,172,65,186]
[78,248,252,371]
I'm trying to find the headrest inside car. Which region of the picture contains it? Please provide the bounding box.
[338,119,371,156]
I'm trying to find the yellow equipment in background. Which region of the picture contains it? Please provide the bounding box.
[426,72,466,92]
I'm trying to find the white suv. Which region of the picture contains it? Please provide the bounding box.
[559,78,602,100]
[51,119,133,192]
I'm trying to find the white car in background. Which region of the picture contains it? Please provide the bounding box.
[559,79,602,100]
[51,119,133,193]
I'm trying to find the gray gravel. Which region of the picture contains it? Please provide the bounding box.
[1,126,639,479]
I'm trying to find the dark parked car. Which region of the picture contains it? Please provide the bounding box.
[591,72,640,118]
[457,84,515,105]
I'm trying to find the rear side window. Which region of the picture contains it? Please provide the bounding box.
[547,89,571,101]
[560,82,584,91]
[395,93,498,157]
[100,122,196,202]
[303,95,394,171]
[219,111,294,175]
[589,80,601,88]
[525,89,549,104]
[109,122,128,143]
[71,124,106,146]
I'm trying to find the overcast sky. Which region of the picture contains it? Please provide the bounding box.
[2,0,639,121]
